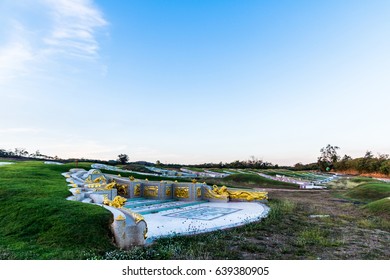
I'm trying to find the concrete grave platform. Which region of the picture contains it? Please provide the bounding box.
[64,167,269,248]
[126,199,269,241]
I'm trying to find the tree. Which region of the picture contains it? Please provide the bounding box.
[33,150,42,158]
[117,154,129,164]
[335,154,352,171]
[294,162,304,169]
[14,148,28,157]
[0,149,7,157]
[317,144,340,171]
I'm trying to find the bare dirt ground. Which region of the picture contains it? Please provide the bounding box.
[245,189,390,259]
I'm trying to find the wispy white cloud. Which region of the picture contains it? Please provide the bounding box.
[0,22,35,84]
[0,0,108,84]
[43,0,107,58]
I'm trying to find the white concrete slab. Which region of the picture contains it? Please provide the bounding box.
[142,202,269,242]
[0,162,14,166]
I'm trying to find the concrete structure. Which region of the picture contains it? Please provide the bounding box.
[63,168,269,249]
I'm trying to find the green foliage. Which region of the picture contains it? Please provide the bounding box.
[334,152,390,175]
[317,144,340,172]
[117,154,129,164]
[380,161,390,175]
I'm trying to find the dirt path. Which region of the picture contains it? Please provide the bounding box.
[260,189,390,259]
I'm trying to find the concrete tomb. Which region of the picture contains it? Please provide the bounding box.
[63,168,269,249]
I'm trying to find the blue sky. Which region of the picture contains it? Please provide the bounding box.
[1,0,389,165]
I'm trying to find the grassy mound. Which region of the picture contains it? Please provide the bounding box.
[348,177,380,184]
[120,163,160,174]
[216,173,298,189]
[0,161,115,259]
[327,177,379,190]
[345,183,390,202]
[363,198,390,219]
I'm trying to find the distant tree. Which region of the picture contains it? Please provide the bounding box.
[14,148,28,157]
[33,150,42,158]
[364,151,374,159]
[361,151,378,173]
[0,149,7,157]
[248,155,257,166]
[117,154,129,164]
[380,160,390,175]
[156,160,161,166]
[335,154,352,171]
[294,162,304,169]
[318,144,340,171]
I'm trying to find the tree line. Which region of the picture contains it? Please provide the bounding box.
[183,156,278,169]
[3,145,389,176]
[0,148,56,160]
[334,151,390,175]
[0,147,112,164]
[295,144,390,176]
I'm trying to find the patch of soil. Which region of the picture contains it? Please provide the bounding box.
[254,190,390,259]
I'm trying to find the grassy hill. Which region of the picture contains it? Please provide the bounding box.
[341,181,390,221]
[327,177,378,189]
[0,161,115,259]
[206,173,298,189]
[345,182,390,202]
[364,198,390,219]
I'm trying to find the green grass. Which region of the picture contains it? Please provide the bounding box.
[345,183,390,202]
[363,198,390,219]
[119,163,160,174]
[261,169,329,181]
[295,228,343,248]
[208,168,231,174]
[330,176,379,188]
[183,167,205,172]
[0,159,17,163]
[0,161,115,259]
[327,176,382,190]
[210,173,298,189]
[348,177,380,184]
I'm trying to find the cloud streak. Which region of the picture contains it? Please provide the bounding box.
[0,0,108,84]
[0,22,34,83]
[43,0,107,58]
